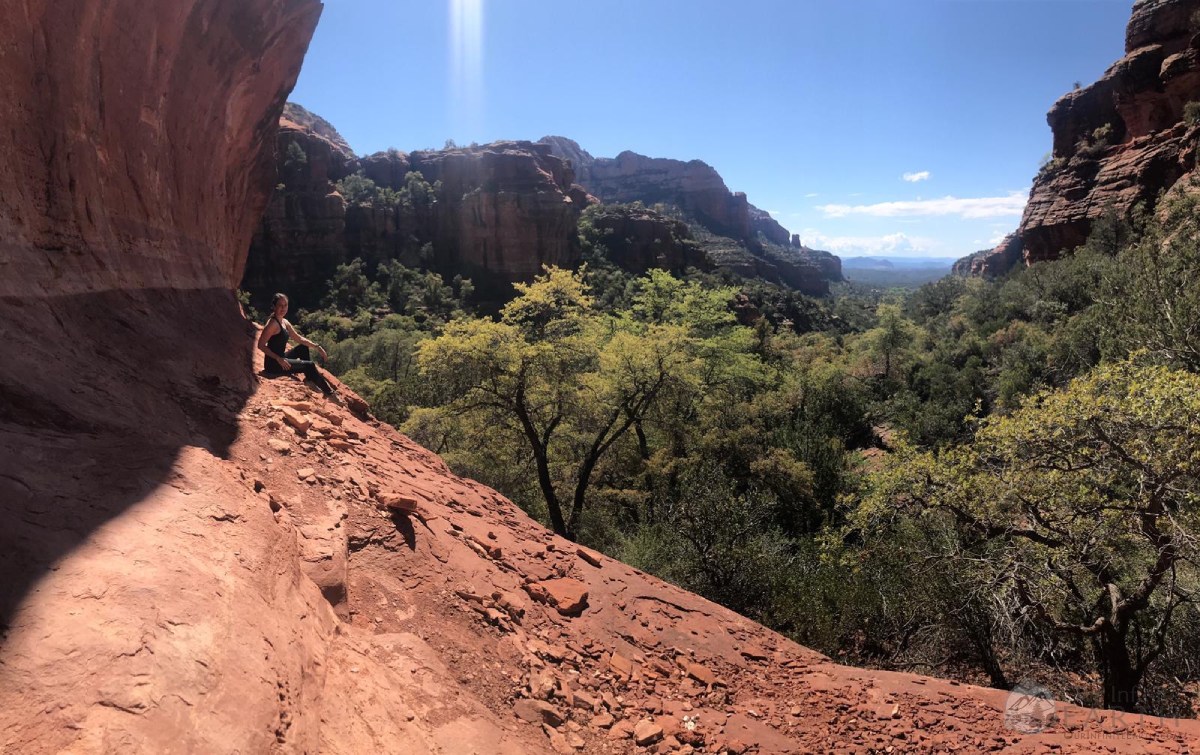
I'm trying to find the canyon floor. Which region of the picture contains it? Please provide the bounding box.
[3,325,1200,754]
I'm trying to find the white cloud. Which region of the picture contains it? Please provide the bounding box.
[804,192,820,198]
[902,170,931,183]
[816,191,1027,220]
[798,229,935,256]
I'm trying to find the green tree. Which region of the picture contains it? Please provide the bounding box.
[413,267,691,539]
[285,140,308,169]
[856,360,1200,710]
[866,303,915,381]
[1106,192,1200,371]
[321,258,385,314]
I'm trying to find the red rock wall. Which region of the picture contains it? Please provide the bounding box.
[0,0,322,297]
[245,126,842,305]
[245,134,588,305]
[585,205,707,274]
[966,0,1200,275]
[540,135,841,294]
[749,206,793,247]
[245,116,356,306]
[0,5,339,752]
[402,142,584,285]
[569,147,755,242]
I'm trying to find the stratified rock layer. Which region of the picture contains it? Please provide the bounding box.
[583,204,706,274]
[245,121,841,308]
[6,3,1199,753]
[247,122,587,305]
[541,135,841,294]
[406,143,586,285]
[966,0,1200,275]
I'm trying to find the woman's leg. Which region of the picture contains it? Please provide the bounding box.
[282,345,333,394]
[283,358,333,395]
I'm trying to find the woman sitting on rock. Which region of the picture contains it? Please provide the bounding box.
[258,292,339,400]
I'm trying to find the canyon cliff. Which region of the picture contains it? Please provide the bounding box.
[962,0,1200,276]
[243,115,841,309]
[246,114,587,306]
[541,136,842,295]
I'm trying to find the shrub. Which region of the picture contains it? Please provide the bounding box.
[1036,154,1068,179]
[285,141,308,168]
[335,172,402,207]
[1184,100,1200,126]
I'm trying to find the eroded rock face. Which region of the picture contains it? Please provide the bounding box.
[0,1,321,297]
[6,6,1200,751]
[245,131,587,305]
[749,205,793,247]
[582,149,753,240]
[583,204,706,274]
[540,135,841,294]
[953,233,1024,277]
[967,0,1200,275]
[408,142,585,286]
[541,136,755,242]
[0,3,334,753]
[246,123,841,306]
[245,105,357,305]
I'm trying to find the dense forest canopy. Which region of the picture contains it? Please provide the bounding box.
[260,188,1200,715]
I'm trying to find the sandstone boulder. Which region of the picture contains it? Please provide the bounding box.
[514,699,564,727]
[527,578,589,616]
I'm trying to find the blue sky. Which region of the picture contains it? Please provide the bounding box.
[292,1,1133,259]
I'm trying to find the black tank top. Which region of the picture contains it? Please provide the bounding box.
[265,317,290,372]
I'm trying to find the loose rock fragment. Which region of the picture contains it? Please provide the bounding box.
[525,578,589,616]
[281,407,311,433]
[575,547,602,567]
[378,491,419,512]
[685,661,717,687]
[634,718,664,746]
[514,699,564,727]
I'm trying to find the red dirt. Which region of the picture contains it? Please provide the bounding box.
[6,334,1195,753]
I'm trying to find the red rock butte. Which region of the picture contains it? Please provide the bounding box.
[2,1,1200,753]
[961,0,1200,276]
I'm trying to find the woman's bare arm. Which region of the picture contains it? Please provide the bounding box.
[257,320,292,370]
[284,320,328,360]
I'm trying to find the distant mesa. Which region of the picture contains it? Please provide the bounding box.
[842,256,956,288]
[540,135,841,294]
[960,0,1200,276]
[842,257,896,271]
[241,114,841,309]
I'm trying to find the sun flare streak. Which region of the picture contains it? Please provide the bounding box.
[449,0,484,136]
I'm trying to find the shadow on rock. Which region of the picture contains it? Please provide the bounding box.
[389,510,418,551]
[0,288,256,634]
